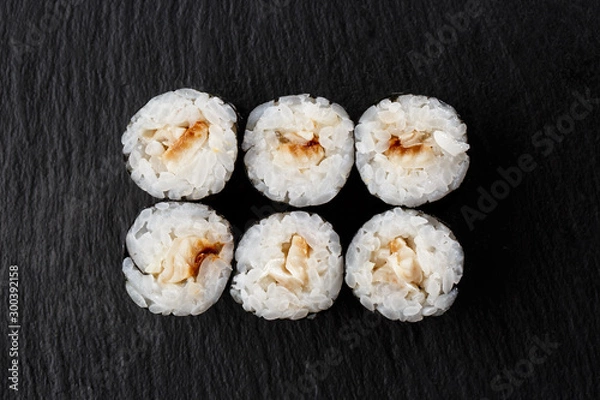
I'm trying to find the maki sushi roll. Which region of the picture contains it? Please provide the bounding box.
[345,208,464,322]
[230,211,343,320]
[122,88,238,200]
[243,94,354,207]
[122,202,234,316]
[355,94,469,207]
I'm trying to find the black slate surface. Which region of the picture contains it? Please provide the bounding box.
[2,0,600,399]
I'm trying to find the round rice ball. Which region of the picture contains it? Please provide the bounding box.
[230,211,343,320]
[355,94,469,207]
[243,94,354,207]
[345,207,464,322]
[122,88,238,200]
[122,202,234,316]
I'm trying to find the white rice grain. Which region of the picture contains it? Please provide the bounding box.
[122,202,234,316]
[122,89,238,200]
[230,211,343,320]
[243,94,354,207]
[355,94,469,207]
[345,207,464,322]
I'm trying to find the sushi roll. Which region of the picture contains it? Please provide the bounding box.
[230,211,343,320]
[355,94,469,207]
[243,94,354,207]
[122,89,238,200]
[122,202,234,316]
[345,208,464,322]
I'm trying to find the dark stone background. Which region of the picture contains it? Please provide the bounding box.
[2,0,599,399]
